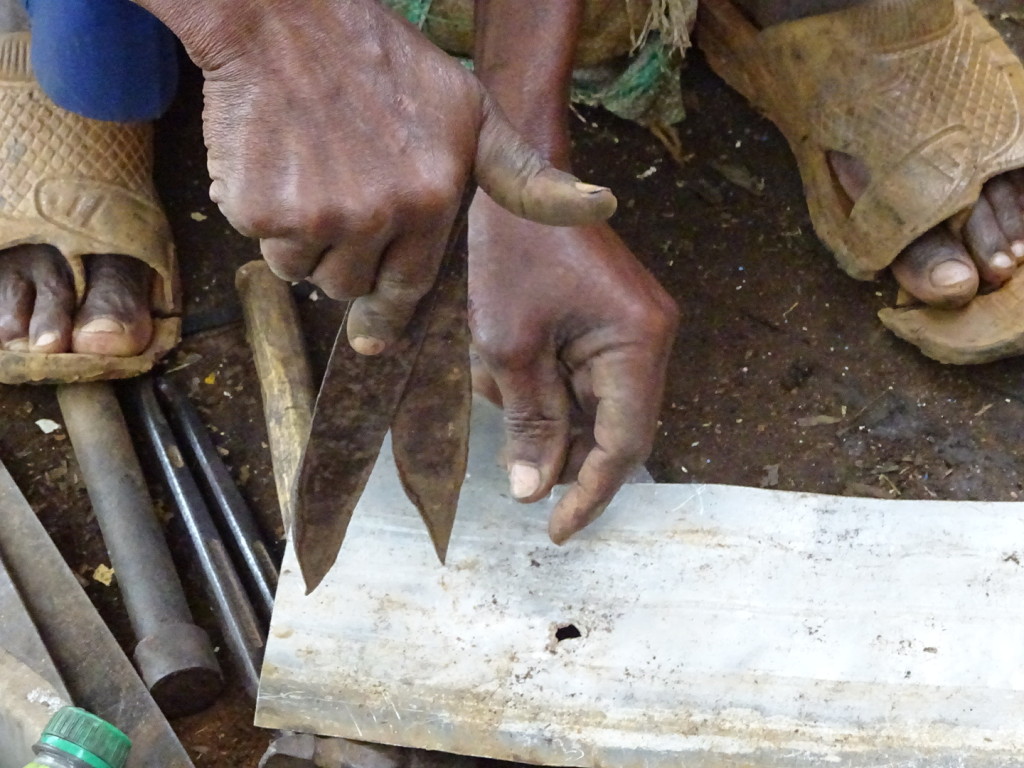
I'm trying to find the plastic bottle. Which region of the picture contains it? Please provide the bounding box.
[24,707,131,768]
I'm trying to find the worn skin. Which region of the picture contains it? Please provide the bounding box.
[142,0,617,353]
[470,0,679,543]
[738,0,1024,308]
[1,0,1023,347]
[0,0,616,357]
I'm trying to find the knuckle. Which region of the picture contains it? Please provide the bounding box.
[316,276,371,302]
[342,205,392,242]
[220,197,274,238]
[625,291,680,340]
[375,272,432,307]
[397,169,461,220]
[617,433,652,465]
[474,338,531,372]
[503,409,564,443]
[263,257,309,283]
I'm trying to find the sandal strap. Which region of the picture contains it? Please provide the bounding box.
[727,0,1024,277]
[0,32,177,314]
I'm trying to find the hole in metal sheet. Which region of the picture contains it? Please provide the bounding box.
[555,623,581,641]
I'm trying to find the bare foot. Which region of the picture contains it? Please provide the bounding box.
[738,0,1024,309]
[0,244,153,356]
[830,153,1024,308]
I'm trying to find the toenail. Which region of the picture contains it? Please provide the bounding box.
[1013,242,1024,260]
[991,251,1014,270]
[5,338,29,352]
[33,331,59,349]
[930,260,974,288]
[78,317,127,335]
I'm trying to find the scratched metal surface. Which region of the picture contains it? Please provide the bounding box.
[257,400,1024,767]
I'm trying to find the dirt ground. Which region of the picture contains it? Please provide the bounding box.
[1,4,1023,766]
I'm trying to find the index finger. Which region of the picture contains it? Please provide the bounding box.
[547,351,665,545]
[345,206,458,354]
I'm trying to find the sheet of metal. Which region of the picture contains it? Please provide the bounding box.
[0,460,195,767]
[0,553,67,698]
[258,399,1024,768]
[0,649,68,768]
[0,554,69,768]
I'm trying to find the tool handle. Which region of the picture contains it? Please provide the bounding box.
[236,261,315,535]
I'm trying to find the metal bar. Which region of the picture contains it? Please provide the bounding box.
[57,382,222,717]
[155,376,278,621]
[0,459,194,767]
[130,377,265,699]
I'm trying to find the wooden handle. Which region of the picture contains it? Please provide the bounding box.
[236,261,314,535]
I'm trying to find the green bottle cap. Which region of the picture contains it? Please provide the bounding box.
[39,707,131,768]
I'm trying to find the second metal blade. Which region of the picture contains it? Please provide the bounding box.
[391,221,471,564]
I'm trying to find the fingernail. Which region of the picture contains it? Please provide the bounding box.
[351,336,385,356]
[991,251,1014,270]
[930,260,974,288]
[78,317,126,335]
[5,337,28,352]
[574,182,610,196]
[33,331,59,349]
[1012,241,1024,260]
[509,462,540,499]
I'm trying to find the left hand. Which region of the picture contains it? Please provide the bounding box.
[469,190,679,544]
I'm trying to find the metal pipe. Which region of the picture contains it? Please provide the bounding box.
[56,382,222,718]
[130,377,265,699]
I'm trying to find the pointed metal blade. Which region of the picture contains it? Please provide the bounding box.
[293,312,427,594]
[294,200,471,592]
[391,221,471,564]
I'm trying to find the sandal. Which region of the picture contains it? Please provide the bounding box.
[696,0,1024,364]
[0,32,180,384]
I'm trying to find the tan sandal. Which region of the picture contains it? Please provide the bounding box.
[697,0,1024,364]
[0,32,180,384]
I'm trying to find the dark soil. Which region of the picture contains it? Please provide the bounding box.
[1,3,1022,765]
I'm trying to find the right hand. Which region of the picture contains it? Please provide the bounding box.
[468,190,679,544]
[174,0,617,353]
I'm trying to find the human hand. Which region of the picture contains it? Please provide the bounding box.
[468,191,678,544]
[141,0,616,353]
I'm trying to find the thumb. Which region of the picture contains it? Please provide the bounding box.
[474,96,617,227]
[490,358,572,503]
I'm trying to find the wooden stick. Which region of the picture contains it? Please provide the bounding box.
[235,261,315,535]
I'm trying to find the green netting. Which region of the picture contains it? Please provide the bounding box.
[382,0,685,127]
[387,0,432,28]
[572,35,685,126]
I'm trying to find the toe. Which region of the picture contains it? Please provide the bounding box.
[981,176,1024,262]
[0,244,75,352]
[962,195,1016,286]
[0,272,32,350]
[891,228,979,308]
[72,254,153,356]
[27,253,75,352]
